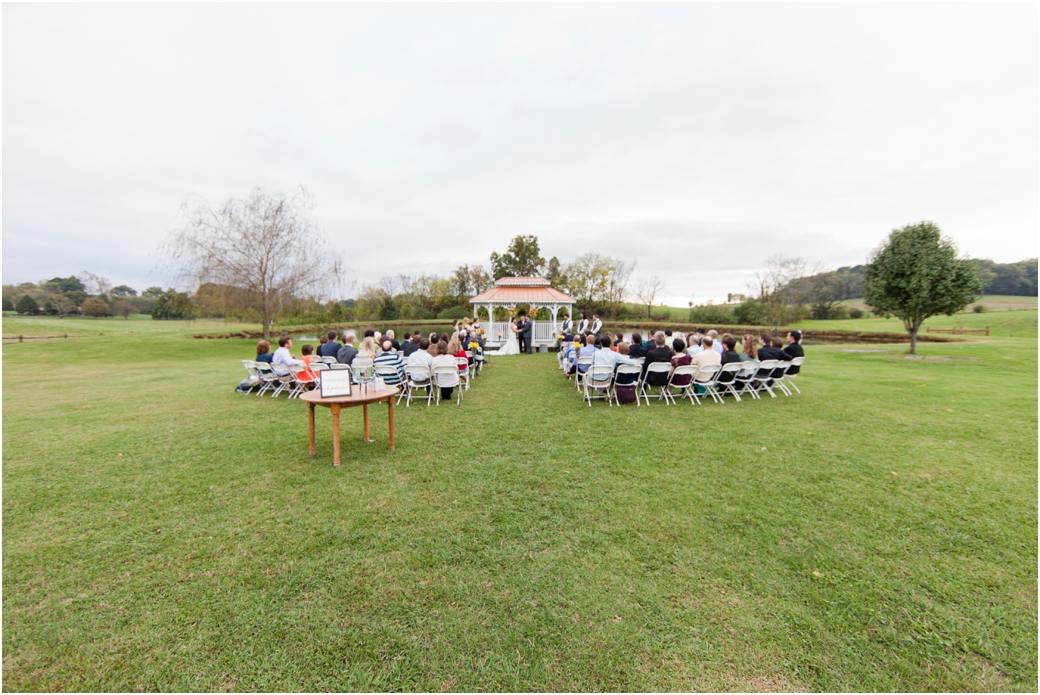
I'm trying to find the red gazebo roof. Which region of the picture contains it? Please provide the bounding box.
[470,277,575,304]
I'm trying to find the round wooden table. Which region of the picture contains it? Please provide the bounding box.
[300,386,399,466]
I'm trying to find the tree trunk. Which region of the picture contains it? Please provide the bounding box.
[907,318,923,354]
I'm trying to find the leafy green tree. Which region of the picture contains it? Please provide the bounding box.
[490,235,545,279]
[1,298,13,312]
[81,297,112,317]
[864,222,982,353]
[15,294,38,315]
[450,265,471,305]
[43,294,77,317]
[379,295,399,320]
[546,256,567,288]
[111,285,138,297]
[48,276,86,293]
[151,289,195,320]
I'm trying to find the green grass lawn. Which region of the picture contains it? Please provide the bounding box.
[795,308,1038,339]
[3,318,1037,691]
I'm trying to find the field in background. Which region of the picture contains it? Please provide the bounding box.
[2,316,1036,690]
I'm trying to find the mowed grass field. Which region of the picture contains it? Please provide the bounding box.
[3,318,1037,691]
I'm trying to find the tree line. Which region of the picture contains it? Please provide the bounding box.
[1,273,196,320]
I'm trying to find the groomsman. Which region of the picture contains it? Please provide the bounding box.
[560,313,572,335]
[590,314,603,338]
[577,312,589,335]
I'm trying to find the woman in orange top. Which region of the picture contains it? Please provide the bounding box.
[298,344,319,386]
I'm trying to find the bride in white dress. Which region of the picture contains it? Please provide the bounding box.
[496,317,521,355]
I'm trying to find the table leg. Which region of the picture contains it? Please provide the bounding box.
[308,403,316,456]
[363,403,372,443]
[331,403,341,467]
[388,396,396,450]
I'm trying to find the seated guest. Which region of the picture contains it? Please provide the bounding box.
[337,331,358,365]
[385,329,401,351]
[321,330,342,357]
[739,334,758,362]
[576,334,598,375]
[298,344,319,386]
[613,339,640,386]
[563,337,582,377]
[628,333,647,359]
[670,339,693,387]
[272,336,304,375]
[686,335,704,356]
[692,337,721,369]
[255,340,274,364]
[592,335,637,373]
[373,339,406,385]
[357,336,378,361]
[720,336,741,365]
[756,334,788,381]
[617,341,630,356]
[427,334,440,358]
[447,333,469,375]
[431,341,460,401]
[363,329,376,339]
[641,332,675,387]
[613,332,625,351]
[400,332,418,357]
[784,330,804,373]
[708,330,724,354]
[408,339,434,368]
[318,334,328,353]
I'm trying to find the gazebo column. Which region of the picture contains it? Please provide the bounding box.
[550,305,559,334]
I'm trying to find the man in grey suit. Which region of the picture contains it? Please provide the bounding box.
[336,331,358,365]
[521,315,534,354]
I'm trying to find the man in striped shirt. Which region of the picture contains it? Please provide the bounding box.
[373,339,405,385]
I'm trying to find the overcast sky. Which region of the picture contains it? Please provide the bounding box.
[3,3,1037,304]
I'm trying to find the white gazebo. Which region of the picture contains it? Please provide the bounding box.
[469,277,576,349]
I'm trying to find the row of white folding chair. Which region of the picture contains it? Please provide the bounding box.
[399,364,464,407]
[575,357,805,406]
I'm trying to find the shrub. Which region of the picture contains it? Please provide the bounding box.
[972,304,985,313]
[849,308,864,319]
[15,294,39,315]
[437,306,468,320]
[732,300,765,326]
[81,297,112,317]
[688,305,735,324]
[811,303,849,320]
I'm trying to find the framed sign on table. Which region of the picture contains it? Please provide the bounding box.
[319,369,352,398]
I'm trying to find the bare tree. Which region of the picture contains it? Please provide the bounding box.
[749,254,817,330]
[79,271,112,297]
[378,276,401,298]
[43,293,77,318]
[165,187,343,339]
[469,265,492,294]
[606,258,635,308]
[634,276,666,318]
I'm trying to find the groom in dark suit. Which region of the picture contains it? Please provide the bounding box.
[520,315,534,354]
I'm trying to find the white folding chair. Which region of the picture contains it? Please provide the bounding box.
[639,362,673,405]
[403,364,433,407]
[716,362,745,401]
[432,365,462,406]
[772,362,794,396]
[575,356,593,391]
[286,364,312,399]
[270,366,295,398]
[253,362,279,396]
[310,361,330,374]
[612,365,642,406]
[240,360,260,395]
[665,365,699,405]
[734,361,761,400]
[754,360,779,398]
[694,363,723,403]
[456,356,471,391]
[320,356,338,365]
[373,364,403,393]
[583,364,614,407]
[780,356,805,394]
[328,362,349,371]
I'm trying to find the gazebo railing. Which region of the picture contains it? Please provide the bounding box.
[485,321,558,346]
